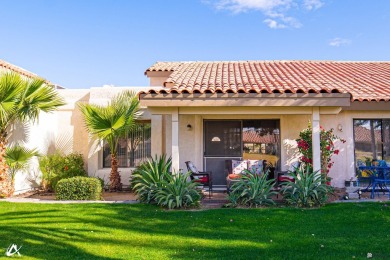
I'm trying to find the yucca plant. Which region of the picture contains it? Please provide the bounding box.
[155,172,201,209]
[229,170,277,207]
[281,166,333,208]
[131,155,172,203]
[5,144,39,195]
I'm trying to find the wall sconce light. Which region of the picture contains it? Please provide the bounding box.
[211,136,221,142]
[337,124,343,132]
[186,124,192,131]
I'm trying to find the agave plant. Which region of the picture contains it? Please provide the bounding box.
[229,170,277,207]
[5,144,39,195]
[155,172,201,209]
[131,155,172,203]
[281,166,333,208]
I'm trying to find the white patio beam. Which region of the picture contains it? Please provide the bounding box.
[312,107,321,173]
[171,108,180,173]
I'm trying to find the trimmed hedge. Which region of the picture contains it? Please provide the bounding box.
[56,177,102,200]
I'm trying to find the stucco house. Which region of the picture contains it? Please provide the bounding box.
[4,59,390,193]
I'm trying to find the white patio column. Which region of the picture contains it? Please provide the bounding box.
[312,107,321,173]
[171,108,180,173]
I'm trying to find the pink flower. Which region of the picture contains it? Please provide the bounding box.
[334,150,339,155]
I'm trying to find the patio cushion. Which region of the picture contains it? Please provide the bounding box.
[288,161,300,173]
[232,160,247,175]
[247,160,263,174]
[228,174,242,179]
[278,175,295,182]
[194,176,209,183]
[186,161,199,173]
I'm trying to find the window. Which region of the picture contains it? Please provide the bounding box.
[353,119,390,164]
[242,120,280,167]
[103,122,151,168]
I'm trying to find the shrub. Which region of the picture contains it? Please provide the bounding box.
[281,166,333,208]
[56,177,102,200]
[228,170,277,207]
[155,172,201,209]
[39,153,87,191]
[131,155,172,203]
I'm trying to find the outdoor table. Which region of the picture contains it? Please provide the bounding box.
[358,166,390,198]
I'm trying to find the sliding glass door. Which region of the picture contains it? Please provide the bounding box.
[204,120,280,186]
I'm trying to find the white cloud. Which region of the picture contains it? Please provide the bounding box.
[214,0,292,13]
[205,0,323,29]
[303,0,323,10]
[264,19,286,29]
[328,38,351,47]
[263,14,302,29]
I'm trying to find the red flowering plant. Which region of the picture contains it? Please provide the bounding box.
[296,123,345,177]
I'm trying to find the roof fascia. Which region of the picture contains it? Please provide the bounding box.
[140,93,351,107]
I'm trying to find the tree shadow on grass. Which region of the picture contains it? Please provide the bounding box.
[0,202,389,259]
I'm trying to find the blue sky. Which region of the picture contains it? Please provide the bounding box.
[1,0,389,88]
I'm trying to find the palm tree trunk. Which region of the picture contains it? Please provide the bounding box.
[109,153,122,191]
[0,136,11,197]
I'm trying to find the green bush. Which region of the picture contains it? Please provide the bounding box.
[155,172,201,209]
[131,155,172,203]
[39,153,87,191]
[228,170,277,207]
[281,167,333,208]
[56,177,102,200]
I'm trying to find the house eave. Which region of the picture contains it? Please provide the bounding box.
[139,93,351,107]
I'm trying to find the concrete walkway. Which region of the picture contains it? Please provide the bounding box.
[2,197,139,204]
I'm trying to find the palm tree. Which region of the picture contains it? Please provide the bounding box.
[0,72,65,197]
[5,144,39,195]
[78,91,140,191]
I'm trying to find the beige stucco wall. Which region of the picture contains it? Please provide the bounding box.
[149,104,390,188]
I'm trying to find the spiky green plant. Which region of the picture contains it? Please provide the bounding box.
[78,90,140,191]
[155,172,201,209]
[131,155,172,203]
[5,144,39,195]
[229,170,277,207]
[281,166,333,208]
[0,72,64,197]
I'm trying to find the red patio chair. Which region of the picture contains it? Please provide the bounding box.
[185,161,212,199]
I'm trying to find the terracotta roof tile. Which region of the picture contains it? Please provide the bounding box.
[143,61,390,102]
[0,59,53,85]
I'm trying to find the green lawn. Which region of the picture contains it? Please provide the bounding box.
[0,202,389,259]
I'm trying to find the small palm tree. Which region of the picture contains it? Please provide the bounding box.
[5,144,39,195]
[79,91,140,191]
[0,72,65,197]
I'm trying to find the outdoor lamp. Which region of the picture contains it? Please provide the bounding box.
[186,124,192,131]
[337,124,343,132]
[357,189,362,199]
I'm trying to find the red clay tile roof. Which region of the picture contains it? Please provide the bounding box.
[354,125,382,142]
[243,130,279,144]
[144,61,390,102]
[0,59,53,85]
